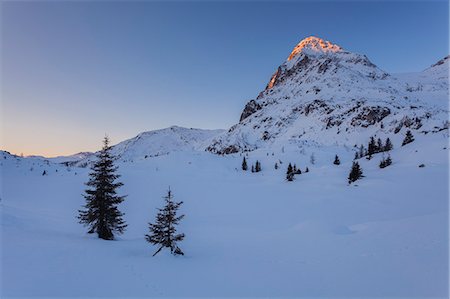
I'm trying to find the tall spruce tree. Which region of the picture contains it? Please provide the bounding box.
[348,161,363,184]
[78,136,127,240]
[241,157,248,171]
[402,130,415,146]
[145,188,185,256]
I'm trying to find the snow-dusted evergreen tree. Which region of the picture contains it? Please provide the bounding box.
[255,160,261,172]
[310,153,316,165]
[402,130,415,146]
[241,157,248,171]
[376,138,383,153]
[286,163,294,181]
[348,161,363,184]
[384,137,393,151]
[333,155,341,165]
[359,144,365,158]
[78,136,127,240]
[379,154,392,169]
[145,188,185,256]
[368,136,377,157]
[274,162,278,170]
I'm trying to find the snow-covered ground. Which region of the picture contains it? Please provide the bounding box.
[1,131,448,297]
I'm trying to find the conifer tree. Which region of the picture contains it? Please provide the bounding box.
[305,167,309,173]
[368,136,377,157]
[255,160,261,172]
[78,136,127,240]
[402,130,415,146]
[380,154,392,169]
[145,188,185,256]
[359,145,365,158]
[376,138,383,153]
[384,137,393,151]
[241,157,248,171]
[286,163,294,181]
[386,154,392,166]
[333,155,341,165]
[348,161,363,184]
[251,165,255,173]
[274,162,278,170]
[354,152,359,160]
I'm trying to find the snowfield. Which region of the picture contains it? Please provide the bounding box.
[1,131,448,298]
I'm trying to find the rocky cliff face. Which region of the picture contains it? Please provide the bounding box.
[207,37,449,154]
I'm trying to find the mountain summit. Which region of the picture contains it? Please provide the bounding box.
[207,37,448,154]
[288,36,343,60]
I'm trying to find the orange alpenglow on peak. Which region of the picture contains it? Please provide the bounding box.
[287,36,343,60]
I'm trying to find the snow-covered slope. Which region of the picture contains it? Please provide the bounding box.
[1,131,448,297]
[14,126,224,167]
[109,126,224,162]
[207,36,449,154]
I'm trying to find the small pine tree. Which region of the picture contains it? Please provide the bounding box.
[305,167,309,173]
[359,145,365,158]
[385,154,392,167]
[348,161,363,184]
[42,170,47,176]
[145,188,185,256]
[310,153,316,165]
[293,164,297,173]
[354,152,359,160]
[368,136,377,156]
[286,163,294,181]
[333,155,341,165]
[402,130,415,146]
[384,137,393,151]
[274,162,278,170]
[255,160,261,172]
[379,154,392,169]
[78,136,127,240]
[241,157,248,171]
[376,138,383,153]
[251,165,255,173]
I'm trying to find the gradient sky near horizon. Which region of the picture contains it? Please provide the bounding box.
[1,1,448,157]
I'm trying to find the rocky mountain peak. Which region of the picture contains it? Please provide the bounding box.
[287,36,343,60]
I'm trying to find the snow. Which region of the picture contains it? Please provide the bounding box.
[1,131,448,297]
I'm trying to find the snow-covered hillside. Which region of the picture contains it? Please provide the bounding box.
[110,126,224,162]
[34,126,224,167]
[1,131,448,297]
[207,36,449,154]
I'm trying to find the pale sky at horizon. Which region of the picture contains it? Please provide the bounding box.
[1,1,448,157]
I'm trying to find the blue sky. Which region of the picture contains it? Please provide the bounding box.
[1,1,448,156]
